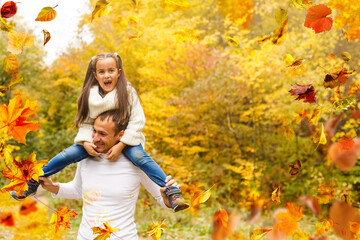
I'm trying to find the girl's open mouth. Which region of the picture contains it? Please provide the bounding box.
[104,81,112,87]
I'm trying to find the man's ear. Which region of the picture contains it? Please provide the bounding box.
[116,130,125,140]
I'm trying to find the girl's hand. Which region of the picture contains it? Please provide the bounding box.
[83,141,101,156]
[39,177,59,194]
[106,142,126,161]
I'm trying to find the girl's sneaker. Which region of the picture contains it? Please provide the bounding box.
[10,178,40,200]
[165,186,189,212]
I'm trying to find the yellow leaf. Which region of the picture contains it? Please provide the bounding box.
[173,29,200,42]
[293,231,312,240]
[275,8,288,25]
[2,54,19,76]
[315,219,333,237]
[92,0,113,21]
[213,209,228,228]
[316,183,337,204]
[7,31,34,55]
[283,54,295,66]
[160,0,192,13]
[188,187,212,215]
[312,124,327,145]
[92,222,120,240]
[128,15,139,25]
[147,219,167,240]
[250,229,272,240]
[42,29,51,46]
[8,74,23,88]
[340,52,351,61]
[0,16,13,33]
[272,186,281,204]
[227,36,240,46]
[290,0,314,9]
[218,0,253,29]
[35,6,57,22]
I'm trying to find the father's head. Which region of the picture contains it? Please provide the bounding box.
[92,110,128,153]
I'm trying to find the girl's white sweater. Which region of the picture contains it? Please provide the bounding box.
[74,84,145,146]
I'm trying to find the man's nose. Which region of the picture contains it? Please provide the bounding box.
[93,133,99,142]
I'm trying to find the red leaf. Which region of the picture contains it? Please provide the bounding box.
[289,84,316,103]
[0,212,14,226]
[304,4,333,33]
[338,135,355,151]
[1,1,17,19]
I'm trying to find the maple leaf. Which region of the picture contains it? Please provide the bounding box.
[275,202,304,237]
[160,0,192,13]
[50,207,77,233]
[0,94,42,144]
[323,67,355,89]
[19,199,38,215]
[316,183,337,204]
[1,1,17,19]
[0,151,47,196]
[250,229,272,240]
[304,4,333,33]
[92,222,120,240]
[0,212,14,226]
[188,187,212,215]
[272,186,281,204]
[315,219,333,237]
[213,209,228,229]
[147,219,167,240]
[338,135,355,151]
[7,31,34,55]
[35,5,57,22]
[289,84,316,103]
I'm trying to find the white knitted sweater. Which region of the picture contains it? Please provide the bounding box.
[74,84,145,146]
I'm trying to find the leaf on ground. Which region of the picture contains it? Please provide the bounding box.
[316,183,337,204]
[35,5,57,21]
[147,219,167,240]
[250,229,272,240]
[7,31,34,55]
[289,84,316,103]
[275,202,304,237]
[304,4,333,33]
[50,207,77,233]
[213,209,229,229]
[315,219,333,237]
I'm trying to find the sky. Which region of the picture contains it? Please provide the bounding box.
[8,0,93,63]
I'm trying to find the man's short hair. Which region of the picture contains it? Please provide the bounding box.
[97,110,129,135]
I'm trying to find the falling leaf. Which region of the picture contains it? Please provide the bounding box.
[50,207,77,233]
[340,52,351,61]
[173,29,200,42]
[290,0,314,9]
[315,219,333,237]
[275,8,288,25]
[1,1,17,18]
[160,0,192,13]
[218,0,253,29]
[349,221,360,234]
[270,20,287,45]
[213,209,228,228]
[147,219,167,240]
[7,31,34,55]
[304,4,333,33]
[296,108,311,124]
[0,94,43,144]
[283,54,306,77]
[128,15,139,25]
[129,32,143,39]
[328,52,336,60]
[132,0,138,7]
[42,29,51,46]
[227,36,240,46]
[272,186,281,204]
[289,160,301,175]
[19,199,38,215]
[8,74,23,89]
[316,183,337,204]
[289,84,316,103]
[323,67,355,89]
[0,16,13,32]
[338,135,355,151]
[139,198,150,209]
[293,231,312,240]
[0,212,14,226]
[35,5,57,22]
[348,82,360,96]
[91,0,112,22]
[91,222,120,240]
[188,187,212,215]
[250,229,272,240]
[312,124,327,145]
[275,202,305,237]
[333,97,355,110]
[2,53,19,76]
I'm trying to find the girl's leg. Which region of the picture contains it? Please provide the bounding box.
[122,144,167,187]
[42,144,90,177]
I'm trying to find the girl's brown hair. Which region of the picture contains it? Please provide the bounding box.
[75,53,133,127]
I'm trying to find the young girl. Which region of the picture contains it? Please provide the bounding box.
[11,53,189,212]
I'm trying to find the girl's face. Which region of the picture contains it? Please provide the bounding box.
[93,57,121,94]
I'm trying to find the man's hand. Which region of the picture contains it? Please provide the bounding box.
[83,141,101,157]
[39,176,60,194]
[106,141,126,161]
[160,175,181,208]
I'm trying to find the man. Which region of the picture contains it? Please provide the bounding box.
[40,110,179,239]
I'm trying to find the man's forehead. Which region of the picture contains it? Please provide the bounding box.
[94,117,115,133]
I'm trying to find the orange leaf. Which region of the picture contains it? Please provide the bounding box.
[147,219,167,240]
[42,29,51,46]
[323,67,355,89]
[35,5,57,22]
[304,4,333,33]
[2,53,19,76]
[315,219,333,237]
[0,212,14,226]
[0,94,42,144]
[348,82,360,96]
[349,221,360,234]
[0,152,47,196]
[92,222,120,240]
[50,207,77,233]
[250,229,272,240]
[188,187,212,215]
[19,199,38,215]
[338,135,355,151]
[316,183,337,204]
[7,31,34,54]
[213,209,228,229]
[275,202,304,237]
[289,160,301,175]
